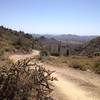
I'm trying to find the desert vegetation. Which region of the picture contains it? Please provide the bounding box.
[38,35,100,74]
[0,58,56,100]
[0,26,36,57]
[0,26,57,99]
[93,60,100,74]
[0,26,40,67]
[43,55,100,74]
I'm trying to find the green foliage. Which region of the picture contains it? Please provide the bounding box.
[94,61,100,74]
[40,49,49,57]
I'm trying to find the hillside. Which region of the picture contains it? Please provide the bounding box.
[0,26,35,57]
[81,36,100,55]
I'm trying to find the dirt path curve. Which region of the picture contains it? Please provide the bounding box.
[9,50,100,100]
[9,50,40,62]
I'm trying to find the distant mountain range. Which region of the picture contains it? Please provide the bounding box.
[0,26,99,57]
[32,34,98,43]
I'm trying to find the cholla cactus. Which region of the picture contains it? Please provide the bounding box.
[0,58,56,100]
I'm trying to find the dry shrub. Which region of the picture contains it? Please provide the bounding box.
[69,61,88,71]
[69,61,82,69]
[94,61,100,74]
[0,58,56,100]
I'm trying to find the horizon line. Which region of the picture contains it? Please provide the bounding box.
[0,25,99,36]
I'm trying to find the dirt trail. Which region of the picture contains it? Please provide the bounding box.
[9,50,100,100]
[9,50,40,62]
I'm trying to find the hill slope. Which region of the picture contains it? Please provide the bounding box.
[81,36,100,55]
[0,26,35,56]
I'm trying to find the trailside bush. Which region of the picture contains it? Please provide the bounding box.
[0,58,56,100]
[69,61,82,69]
[40,49,49,57]
[69,61,88,71]
[94,61,100,74]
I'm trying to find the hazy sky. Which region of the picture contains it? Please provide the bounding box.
[0,0,100,35]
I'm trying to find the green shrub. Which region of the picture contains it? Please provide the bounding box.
[94,61,100,74]
[40,49,49,57]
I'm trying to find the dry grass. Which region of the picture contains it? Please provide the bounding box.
[44,56,100,74]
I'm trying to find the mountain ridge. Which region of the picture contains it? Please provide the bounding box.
[32,33,98,42]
